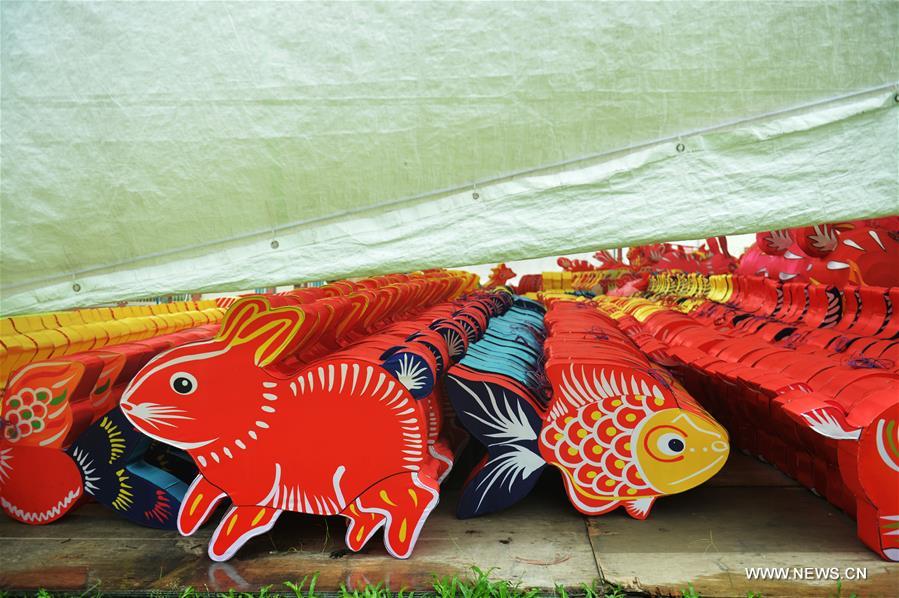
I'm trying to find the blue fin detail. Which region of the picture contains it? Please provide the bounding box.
[381,349,435,399]
[445,374,545,518]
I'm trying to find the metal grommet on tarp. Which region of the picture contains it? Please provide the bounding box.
[270,240,280,249]
[72,283,81,292]
[676,143,686,153]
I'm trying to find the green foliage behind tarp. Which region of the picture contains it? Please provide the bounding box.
[1,1,898,313]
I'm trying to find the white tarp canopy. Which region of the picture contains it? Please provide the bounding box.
[2,1,897,314]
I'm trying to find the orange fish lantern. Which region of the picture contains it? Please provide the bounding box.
[540,302,729,518]
[539,364,729,518]
[446,299,728,519]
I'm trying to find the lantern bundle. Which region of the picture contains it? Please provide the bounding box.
[0,271,484,554]
[444,296,548,518]
[112,272,512,561]
[597,272,899,562]
[445,297,729,521]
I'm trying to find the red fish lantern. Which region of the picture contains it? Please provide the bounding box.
[785,398,899,561]
[0,362,87,524]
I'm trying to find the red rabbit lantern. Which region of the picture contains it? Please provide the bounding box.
[119,287,476,561]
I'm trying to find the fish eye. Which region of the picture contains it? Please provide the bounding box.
[657,433,686,456]
[170,372,197,395]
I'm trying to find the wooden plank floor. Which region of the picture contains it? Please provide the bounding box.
[590,453,899,597]
[2,453,897,596]
[0,483,599,594]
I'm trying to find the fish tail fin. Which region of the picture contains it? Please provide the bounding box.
[445,369,546,518]
[380,346,436,399]
[444,369,543,450]
[457,444,546,519]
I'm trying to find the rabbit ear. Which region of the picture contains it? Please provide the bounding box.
[215,297,306,367]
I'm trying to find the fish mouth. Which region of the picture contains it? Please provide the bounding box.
[668,454,727,487]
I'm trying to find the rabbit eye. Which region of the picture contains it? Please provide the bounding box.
[170,372,197,395]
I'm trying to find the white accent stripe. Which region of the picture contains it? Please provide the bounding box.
[362,366,373,394]
[332,465,347,509]
[876,419,899,473]
[372,372,386,396]
[260,463,282,507]
[351,363,360,394]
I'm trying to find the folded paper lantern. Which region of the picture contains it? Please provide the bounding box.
[120,273,493,561]
[783,397,899,561]
[446,298,729,520]
[600,272,899,561]
[0,360,197,527]
[738,219,899,288]
[445,296,548,518]
[67,407,192,528]
[0,301,227,391]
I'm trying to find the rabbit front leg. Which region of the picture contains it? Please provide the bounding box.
[178,474,228,536]
[208,505,282,561]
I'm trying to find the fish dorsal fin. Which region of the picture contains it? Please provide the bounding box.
[552,364,673,417]
[801,407,861,440]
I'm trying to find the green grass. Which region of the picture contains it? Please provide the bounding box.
[680,583,700,598]
[830,579,857,598]
[2,567,786,598]
[432,567,538,598]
